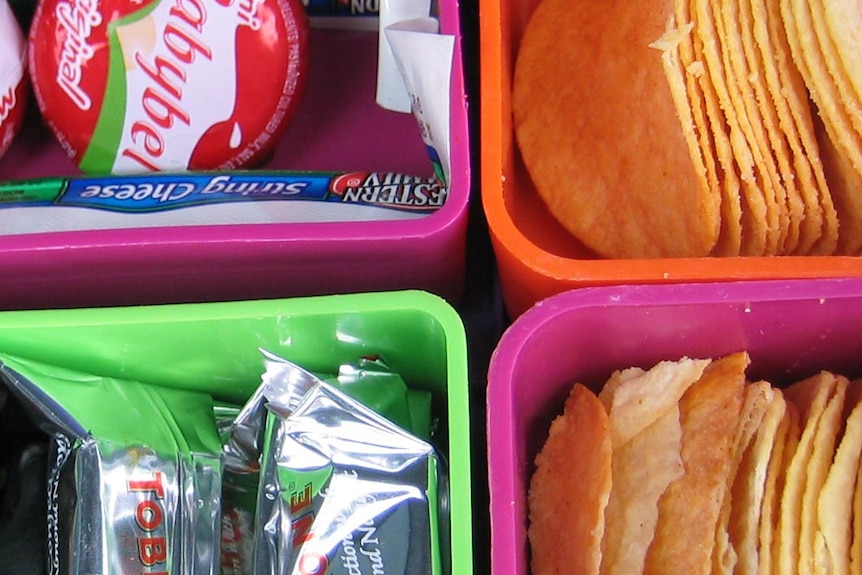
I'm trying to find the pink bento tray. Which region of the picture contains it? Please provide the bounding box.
[0,9,469,310]
[486,278,862,575]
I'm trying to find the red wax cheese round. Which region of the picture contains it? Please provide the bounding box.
[28,0,309,174]
[0,0,28,162]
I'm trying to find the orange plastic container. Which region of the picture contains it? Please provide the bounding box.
[479,0,862,320]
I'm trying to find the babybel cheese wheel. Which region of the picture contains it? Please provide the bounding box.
[28,0,310,174]
[0,0,28,162]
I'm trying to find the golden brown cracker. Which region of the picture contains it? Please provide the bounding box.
[720,381,780,575]
[815,114,862,255]
[815,379,862,575]
[716,0,790,254]
[734,0,807,253]
[799,374,848,575]
[642,351,747,575]
[823,0,862,111]
[528,383,612,575]
[781,0,862,177]
[777,372,842,575]
[600,405,684,575]
[598,357,709,448]
[756,0,838,255]
[763,397,800,575]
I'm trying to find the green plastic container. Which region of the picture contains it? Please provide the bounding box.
[0,289,473,575]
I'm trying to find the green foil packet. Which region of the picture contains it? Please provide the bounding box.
[252,352,443,575]
[220,351,438,575]
[0,354,224,575]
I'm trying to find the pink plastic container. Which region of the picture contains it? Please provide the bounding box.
[486,278,862,575]
[0,11,469,310]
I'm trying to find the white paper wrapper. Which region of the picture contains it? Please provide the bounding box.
[385,18,454,185]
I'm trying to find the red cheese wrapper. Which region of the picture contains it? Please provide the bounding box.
[0,0,28,162]
[28,0,310,174]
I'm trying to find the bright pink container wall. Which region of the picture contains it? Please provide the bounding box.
[487,278,862,575]
[0,7,470,310]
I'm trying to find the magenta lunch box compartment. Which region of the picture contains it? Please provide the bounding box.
[486,278,862,575]
[0,10,469,310]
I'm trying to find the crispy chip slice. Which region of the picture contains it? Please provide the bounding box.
[805,0,862,254]
[800,373,848,575]
[852,421,862,574]
[692,0,772,255]
[671,0,732,253]
[512,0,720,258]
[808,0,862,140]
[738,387,791,575]
[732,0,807,253]
[686,24,746,256]
[597,366,646,413]
[777,372,842,575]
[814,379,862,575]
[754,0,837,255]
[823,0,862,112]
[816,116,862,255]
[781,0,862,179]
[716,0,790,254]
[642,351,748,575]
[598,356,709,575]
[600,404,684,575]
[528,383,612,575]
[651,18,718,258]
[717,381,779,575]
[598,357,710,448]
[713,380,774,574]
[764,396,800,575]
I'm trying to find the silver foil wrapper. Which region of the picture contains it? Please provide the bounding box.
[48,437,223,575]
[253,379,441,575]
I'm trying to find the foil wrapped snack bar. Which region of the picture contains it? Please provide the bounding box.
[0,355,224,575]
[227,351,444,575]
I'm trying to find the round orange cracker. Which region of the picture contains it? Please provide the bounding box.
[512,0,720,258]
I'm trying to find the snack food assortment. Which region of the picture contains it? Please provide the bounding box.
[512,0,862,258]
[0,290,475,575]
[13,0,862,572]
[529,352,862,575]
[486,279,862,575]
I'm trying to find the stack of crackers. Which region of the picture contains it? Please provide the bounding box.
[528,352,862,574]
[513,0,862,258]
